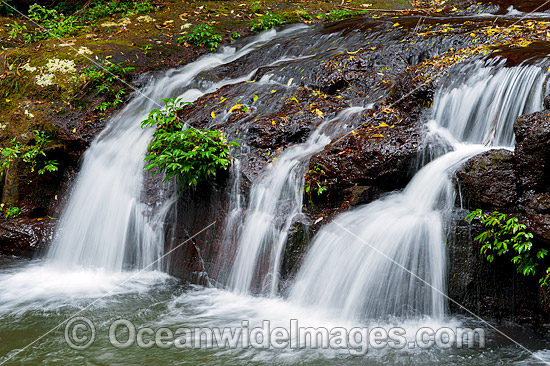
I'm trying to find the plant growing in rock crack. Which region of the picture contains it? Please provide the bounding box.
[466,209,550,287]
[2,204,21,219]
[304,164,328,204]
[178,24,223,52]
[250,12,285,32]
[0,130,59,178]
[141,97,239,186]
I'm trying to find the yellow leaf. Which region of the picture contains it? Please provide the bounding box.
[470,33,476,37]
[72,127,77,133]
[229,104,244,112]
[211,111,216,118]
[351,130,358,136]
[314,109,324,118]
[271,121,276,125]
[379,122,389,127]
[347,49,361,54]
[393,22,400,27]
[270,89,277,93]
[370,133,384,138]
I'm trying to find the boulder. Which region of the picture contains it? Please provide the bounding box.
[308,119,425,200]
[0,217,55,257]
[514,110,550,193]
[454,149,518,210]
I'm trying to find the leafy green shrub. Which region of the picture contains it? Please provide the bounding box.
[141,98,239,186]
[81,0,153,22]
[77,59,134,111]
[250,12,285,32]
[9,4,80,43]
[467,209,550,286]
[178,24,223,52]
[318,9,366,21]
[0,130,59,177]
[0,0,14,16]
[4,205,21,219]
[9,0,154,43]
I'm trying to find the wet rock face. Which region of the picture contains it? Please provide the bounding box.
[0,217,55,257]
[310,119,424,199]
[455,109,550,245]
[447,210,545,324]
[514,110,550,193]
[455,149,518,210]
[177,82,348,183]
[451,109,550,323]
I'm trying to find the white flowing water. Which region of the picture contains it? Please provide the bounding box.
[1,24,550,364]
[288,60,548,319]
[46,26,308,272]
[228,107,365,295]
[0,26,315,314]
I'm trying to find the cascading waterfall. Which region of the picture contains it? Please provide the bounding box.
[46,27,307,272]
[228,107,365,295]
[433,59,547,146]
[288,59,548,319]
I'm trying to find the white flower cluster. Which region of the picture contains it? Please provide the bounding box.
[137,15,155,23]
[102,18,132,27]
[77,46,93,56]
[21,63,37,73]
[35,73,55,87]
[45,58,76,74]
[23,58,77,87]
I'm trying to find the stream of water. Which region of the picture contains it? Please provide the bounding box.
[1,24,550,365]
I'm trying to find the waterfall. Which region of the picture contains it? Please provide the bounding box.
[288,59,548,320]
[46,27,306,272]
[227,107,365,295]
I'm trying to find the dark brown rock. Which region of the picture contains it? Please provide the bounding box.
[177,82,348,183]
[0,217,56,257]
[308,120,424,199]
[447,211,547,324]
[514,110,550,192]
[455,149,518,210]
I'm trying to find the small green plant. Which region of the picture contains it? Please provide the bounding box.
[77,59,134,111]
[9,4,80,43]
[230,32,241,43]
[318,9,366,22]
[467,209,550,287]
[305,164,328,203]
[141,98,239,186]
[141,43,153,56]
[4,205,21,219]
[250,12,285,32]
[0,130,59,178]
[0,0,14,16]
[9,1,154,43]
[178,24,223,52]
[250,1,263,14]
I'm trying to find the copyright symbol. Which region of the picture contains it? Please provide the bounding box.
[64,316,96,350]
